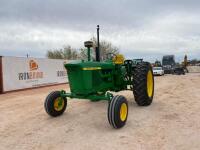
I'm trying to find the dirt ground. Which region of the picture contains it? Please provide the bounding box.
[0,73,200,150]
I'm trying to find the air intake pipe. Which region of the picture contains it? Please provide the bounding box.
[96,25,100,62]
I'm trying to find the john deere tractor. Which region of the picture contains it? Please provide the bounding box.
[44,25,154,129]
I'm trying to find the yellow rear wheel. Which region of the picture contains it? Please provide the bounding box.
[133,62,154,106]
[147,70,153,98]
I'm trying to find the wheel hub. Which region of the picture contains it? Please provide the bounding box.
[147,70,153,97]
[120,103,127,121]
[54,97,64,111]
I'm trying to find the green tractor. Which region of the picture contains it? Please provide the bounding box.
[44,25,154,129]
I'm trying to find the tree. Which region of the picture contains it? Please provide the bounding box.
[62,45,78,60]
[79,48,88,60]
[46,37,119,60]
[90,37,119,60]
[190,59,198,65]
[47,45,79,60]
[46,49,63,59]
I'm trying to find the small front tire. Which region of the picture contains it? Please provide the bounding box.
[108,95,128,129]
[44,91,67,117]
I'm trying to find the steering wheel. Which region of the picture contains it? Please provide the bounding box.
[124,60,133,65]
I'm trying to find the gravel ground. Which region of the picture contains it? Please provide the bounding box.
[0,73,200,150]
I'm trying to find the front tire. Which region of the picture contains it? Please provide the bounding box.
[108,95,128,129]
[133,62,154,106]
[44,91,67,117]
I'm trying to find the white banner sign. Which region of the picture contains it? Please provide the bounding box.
[2,56,68,92]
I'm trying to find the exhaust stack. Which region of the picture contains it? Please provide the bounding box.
[96,25,100,61]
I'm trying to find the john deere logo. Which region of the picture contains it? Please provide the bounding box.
[18,59,43,81]
[29,60,38,71]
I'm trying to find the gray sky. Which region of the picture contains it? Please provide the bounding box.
[0,0,200,62]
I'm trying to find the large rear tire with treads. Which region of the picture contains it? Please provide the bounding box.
[133,62,154,106]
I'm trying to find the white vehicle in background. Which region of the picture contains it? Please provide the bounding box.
[153,67,164,76]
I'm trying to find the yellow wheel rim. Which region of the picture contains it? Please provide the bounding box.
[147,70,153,97]
[120,103,127,121]
[54,97,64,111]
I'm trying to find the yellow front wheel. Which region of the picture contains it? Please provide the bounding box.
[54,97,65,111]
[108,95,128,129]
[44,91,67,117]
[120,103,128,121]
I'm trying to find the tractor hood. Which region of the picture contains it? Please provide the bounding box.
[64,60,114,70]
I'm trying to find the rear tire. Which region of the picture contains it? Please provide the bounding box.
[133,62,154,106]
[108,95,128,129]
[44,91,67,117]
